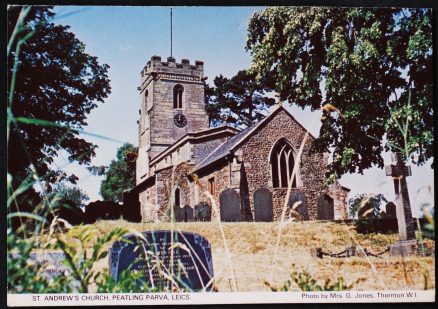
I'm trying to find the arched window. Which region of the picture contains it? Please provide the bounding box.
[174,188,181,207]
[270,139,297,188]
[173,84,184,109]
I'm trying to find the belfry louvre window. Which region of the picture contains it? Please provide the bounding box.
[173,84,184,109]
[271,139,297,188]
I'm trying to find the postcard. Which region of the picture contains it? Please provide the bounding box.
[6,3,435,306]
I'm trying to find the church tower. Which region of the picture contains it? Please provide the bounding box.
[136,56,209,183]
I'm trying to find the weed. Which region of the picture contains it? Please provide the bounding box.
[247,232,266,254]
[266,264,365,291]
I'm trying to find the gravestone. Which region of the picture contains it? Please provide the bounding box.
[253,188,273,222]
[11,252,81,289]
[173,206,184,222]
[183,205,194,222]
[109,230,214,291]
[219,189,240,222]
[194,202,211,221]
[29,252,71,278]
[122,189,141,222]
[386,202,397,219]
[288,191,309,220]
[174,206,194,222]
[316,194,334,220]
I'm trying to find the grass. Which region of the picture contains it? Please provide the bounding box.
[40,219,435,292]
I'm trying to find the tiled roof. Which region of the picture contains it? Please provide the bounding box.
[194,105,284,172]
[150,125,239,165]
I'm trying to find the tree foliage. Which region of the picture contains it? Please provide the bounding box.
[246,7,433,180]
[349,193,387,219]
[7,6,111,186]
[100,143,138,203]
[206,70,276,129]
[49,182,90,208]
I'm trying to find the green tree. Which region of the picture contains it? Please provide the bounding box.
[349,193,387,219]
[49,183,90,208]
[206,70,276,129]
[7,6,111,186]
[100,143,138,203]
[246,7,432,180]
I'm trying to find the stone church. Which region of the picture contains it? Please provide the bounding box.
[125,55,349,223]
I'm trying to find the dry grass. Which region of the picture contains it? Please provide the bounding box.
[43,219,435,292]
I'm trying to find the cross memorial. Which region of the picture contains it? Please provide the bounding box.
[385,152,417,256]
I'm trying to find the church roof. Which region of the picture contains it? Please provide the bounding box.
[149,125,240,166]
[194,125,256,171]
[194,104,309,172]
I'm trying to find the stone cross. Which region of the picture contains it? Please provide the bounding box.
[385,152,415,240]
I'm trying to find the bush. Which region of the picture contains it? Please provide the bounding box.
[355,218,399,234]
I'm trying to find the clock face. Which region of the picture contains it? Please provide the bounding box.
[173,113,187,128]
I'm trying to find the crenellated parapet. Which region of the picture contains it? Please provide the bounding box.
[140,56,205,87]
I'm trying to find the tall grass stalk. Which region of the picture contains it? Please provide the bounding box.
[270,103,315,283]
[180,170,238,291]
[340,223,388,289]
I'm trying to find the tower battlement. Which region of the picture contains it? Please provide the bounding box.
[140,56,204,83]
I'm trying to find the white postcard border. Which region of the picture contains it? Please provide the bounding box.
[7,291,436,306]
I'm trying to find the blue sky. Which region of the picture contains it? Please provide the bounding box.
[52,6,433,217]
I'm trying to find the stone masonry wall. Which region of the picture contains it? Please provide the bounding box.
[239,109,327,220]
[195,163,230,222]
[155,167,173,221]
[327,183,350,220]
[154,162,195,221]
[149,80,208,149]
[271,188,315,221]
[139,185,157,222]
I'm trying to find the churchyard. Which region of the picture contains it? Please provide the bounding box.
[35,219,435,292]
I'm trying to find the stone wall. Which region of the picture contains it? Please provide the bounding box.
[239,109,327,220]
[152,142,191,172]
[154,162,197,221]
[270,188,315,220]
[152,134,231,173]
[138,136,235,222]
[194,162,230,222]
[139,184,157,222]
[327,183,350,220]
[149,80,208,154]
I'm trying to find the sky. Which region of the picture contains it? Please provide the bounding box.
[52,6,434,217]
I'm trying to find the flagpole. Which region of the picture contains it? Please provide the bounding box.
[170,7,173,58]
